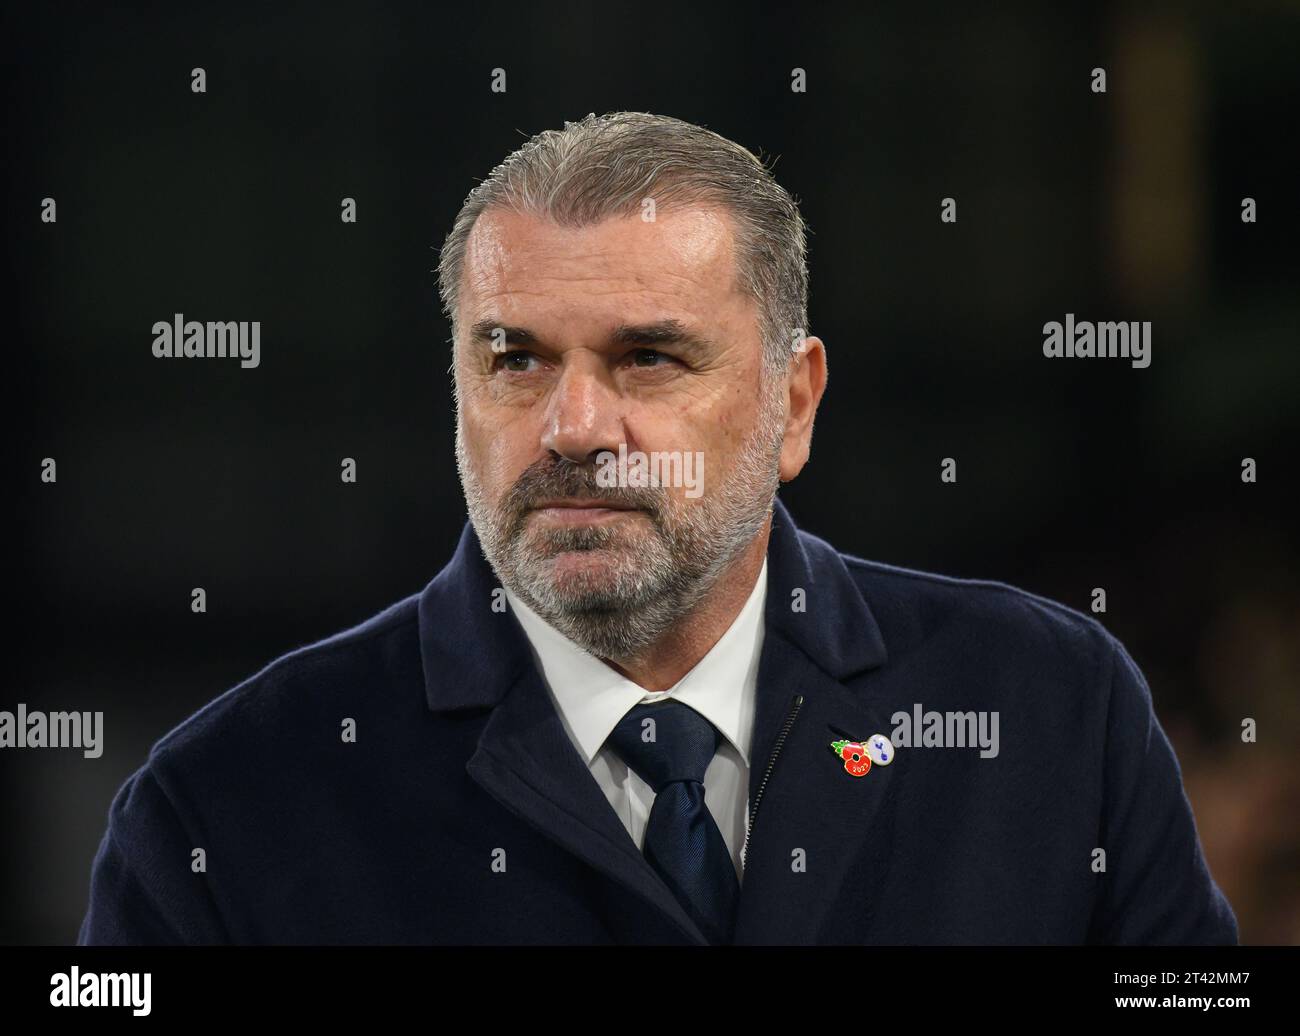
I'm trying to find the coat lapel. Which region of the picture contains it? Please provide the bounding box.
[465,664,710,944]
[735,500,897,944]
[419,524,708,945]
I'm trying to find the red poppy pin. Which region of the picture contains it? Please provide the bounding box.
[830,739,871,777]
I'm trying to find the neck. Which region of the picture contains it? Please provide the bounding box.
[601,516,771,691]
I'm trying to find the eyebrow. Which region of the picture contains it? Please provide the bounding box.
[467,318,718,357]
[611,320,716,355]
[467,320,541,347]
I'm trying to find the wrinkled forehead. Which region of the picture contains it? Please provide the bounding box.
[458,203,746,327]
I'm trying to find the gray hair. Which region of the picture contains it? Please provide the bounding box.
[436,111,809,376]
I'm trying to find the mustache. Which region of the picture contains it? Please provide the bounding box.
[502,456,665,527]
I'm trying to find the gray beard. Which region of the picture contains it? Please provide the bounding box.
[455,386,785,660]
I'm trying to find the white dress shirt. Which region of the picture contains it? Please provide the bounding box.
[504,559,767,883]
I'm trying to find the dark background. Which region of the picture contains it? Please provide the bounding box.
[2,0,1297,944]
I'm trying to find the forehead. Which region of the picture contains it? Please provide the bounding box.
[459,203,745,324]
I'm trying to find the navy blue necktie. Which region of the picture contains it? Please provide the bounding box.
[607,700,740,945]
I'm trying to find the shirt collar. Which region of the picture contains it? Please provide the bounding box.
[504,559,768,768]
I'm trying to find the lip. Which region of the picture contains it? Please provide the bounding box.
[531,499,639,511]
[529,500,644,524]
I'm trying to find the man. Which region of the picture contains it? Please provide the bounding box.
[78,112,1237,945]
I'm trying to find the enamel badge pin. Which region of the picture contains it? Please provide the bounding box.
[830,734,895,777]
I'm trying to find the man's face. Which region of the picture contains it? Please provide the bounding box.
[452,203,787,659]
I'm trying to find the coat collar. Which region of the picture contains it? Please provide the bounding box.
[417,495,887,714]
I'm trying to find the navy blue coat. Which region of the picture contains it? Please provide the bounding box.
[77,498,1238,944]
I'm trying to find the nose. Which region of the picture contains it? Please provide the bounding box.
[539,357,626,464]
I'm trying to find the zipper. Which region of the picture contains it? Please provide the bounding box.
[741,693,804,868]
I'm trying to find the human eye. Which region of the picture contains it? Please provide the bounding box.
[629,348,674,368]
[493,350,541,373]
